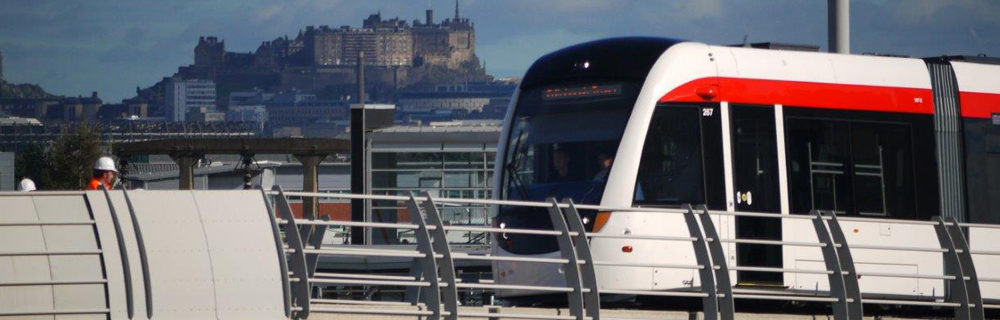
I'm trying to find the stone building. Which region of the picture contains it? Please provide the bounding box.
[411,2,475,69]
[194,37,225,68]
[193,2,475,71]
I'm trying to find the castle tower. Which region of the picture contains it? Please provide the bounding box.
[454,0,460,20]
[194,36,225,68]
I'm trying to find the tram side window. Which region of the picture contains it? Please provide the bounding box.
[786,118,916,218]
[964,120,1000,223]
[634,106,705,206]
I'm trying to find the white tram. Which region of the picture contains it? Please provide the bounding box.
[491,38,1000,302]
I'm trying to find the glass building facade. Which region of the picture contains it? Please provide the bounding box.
[370,147,495,244]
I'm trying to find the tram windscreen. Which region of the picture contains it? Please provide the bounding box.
[498,82,640,254]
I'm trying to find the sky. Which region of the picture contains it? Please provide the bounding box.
[0,0,998,103]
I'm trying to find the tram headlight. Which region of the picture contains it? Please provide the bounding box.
[498,221,509,240]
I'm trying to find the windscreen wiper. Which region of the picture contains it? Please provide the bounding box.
[504,130,530,200]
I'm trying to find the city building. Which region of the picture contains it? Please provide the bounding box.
[97,101,149,120]
[227,105,268,123]
[0,98,61,120]
[397,91,491,113]
[395,81,515,121]
[53,93,103,122]
[0,120,258,151]
[265,95,348,122]
[229,90,275,107]
[186,107,225,122]
[165,78,217,122]
[366,121,500,244]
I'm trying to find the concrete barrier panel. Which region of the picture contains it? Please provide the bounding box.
[125,191,218,319]
[193,190,285,319]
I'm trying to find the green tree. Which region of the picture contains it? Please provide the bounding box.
[14,143,47,187]
[41,124,104,190]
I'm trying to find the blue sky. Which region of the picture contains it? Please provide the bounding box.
[1,0,998,102]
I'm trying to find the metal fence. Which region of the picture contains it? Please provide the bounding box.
[268,187,1000,320]
[3,188,995,319]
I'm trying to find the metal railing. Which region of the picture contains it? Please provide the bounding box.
[265,187,998,320]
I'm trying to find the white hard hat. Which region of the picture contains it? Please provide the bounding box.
[94,156,118,173]
[18,178,36,192]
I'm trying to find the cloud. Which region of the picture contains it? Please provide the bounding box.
[888,0,1000,24]
[254,5,284,23]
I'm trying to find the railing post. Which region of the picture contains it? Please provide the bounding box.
[260,187,292,318]
[682,204,719,320]
[404,261,425,305]
[120,186,153,319]
[697,205,734,320]
[564,201,600,320]
[944,217,984,320]
[933,216,972,320]
[100,187,135,319]
[825,213,863,320]
[420,192,460,320]
[305,216,330,278]
[405,195,443,320]
[811,210,849,320]
[276,186,311,319]
[545,198,585,320]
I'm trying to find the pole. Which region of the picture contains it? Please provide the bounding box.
[828,0,850,54]
[350,50,367,245]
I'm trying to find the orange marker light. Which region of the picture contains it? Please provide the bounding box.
[622,245,633,253]
[592,211,612,232]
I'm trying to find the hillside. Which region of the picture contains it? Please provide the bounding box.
[0,80,57,99]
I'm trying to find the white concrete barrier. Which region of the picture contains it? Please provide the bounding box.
[0,190,287,320]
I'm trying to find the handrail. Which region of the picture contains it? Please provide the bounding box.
[0,279,109,286]
[0,220,96,226]
[0,250,103,256]
[259,187,293,318]
[0,309,111,316]
[272,190,997,320]
[274,190,978,227]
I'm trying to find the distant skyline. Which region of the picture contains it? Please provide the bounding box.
[1,0,998,102]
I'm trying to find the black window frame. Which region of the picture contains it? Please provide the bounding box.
[631,103,725,210]
[783,107,937,220]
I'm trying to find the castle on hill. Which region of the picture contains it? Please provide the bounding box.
[190,3,475,73]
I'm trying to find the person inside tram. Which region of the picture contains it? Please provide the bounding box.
[593,153,612,182]
[550,147,571,182]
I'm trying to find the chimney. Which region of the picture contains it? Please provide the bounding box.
[426,9,434,25]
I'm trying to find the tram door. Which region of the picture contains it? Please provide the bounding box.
[730,105,783,285]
